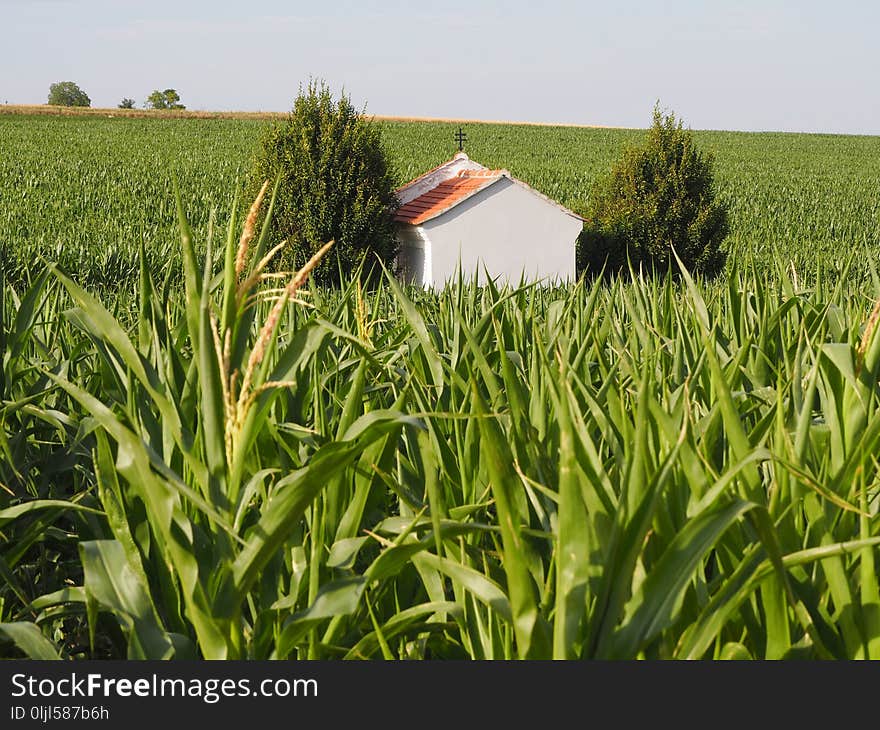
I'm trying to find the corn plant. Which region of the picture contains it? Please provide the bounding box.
[0,262,109,658]
[4,184,416,659]
[3,190,880,658]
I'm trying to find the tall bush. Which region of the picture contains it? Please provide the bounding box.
[578,105,729,278]
[249,81,398,285]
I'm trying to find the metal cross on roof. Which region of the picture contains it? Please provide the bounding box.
[454,126,468,152]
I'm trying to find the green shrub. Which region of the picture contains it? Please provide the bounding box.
[578,105,729,278]
[249,81,399,285]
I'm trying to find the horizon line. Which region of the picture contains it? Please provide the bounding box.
[2,104,877,138]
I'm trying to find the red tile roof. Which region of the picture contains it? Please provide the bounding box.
[394,169,506,225]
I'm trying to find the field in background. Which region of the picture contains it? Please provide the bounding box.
[0,104,289,121]
[1,113,879,290]
[0,103,625,127]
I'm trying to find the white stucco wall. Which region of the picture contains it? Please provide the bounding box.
[395,223,433,286]
[418,179,582,287]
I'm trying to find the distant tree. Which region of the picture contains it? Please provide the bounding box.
[47,81,90,107]
[248,80,399,286]
[578,104,729,279]
[145,89,185,110]
[118,98,136,109]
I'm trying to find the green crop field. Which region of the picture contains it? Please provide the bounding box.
[2,113,880,660]
[2,114,879,289]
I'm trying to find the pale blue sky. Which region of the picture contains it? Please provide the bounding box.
[2,0,878,134]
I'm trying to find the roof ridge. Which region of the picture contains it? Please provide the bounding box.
[394,160,583,226]
[394,154,487,205]
[456,168,507,178]
[394,173,502,225]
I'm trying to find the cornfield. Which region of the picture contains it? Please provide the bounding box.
[1,114,880,659]
[2,115,879,290]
